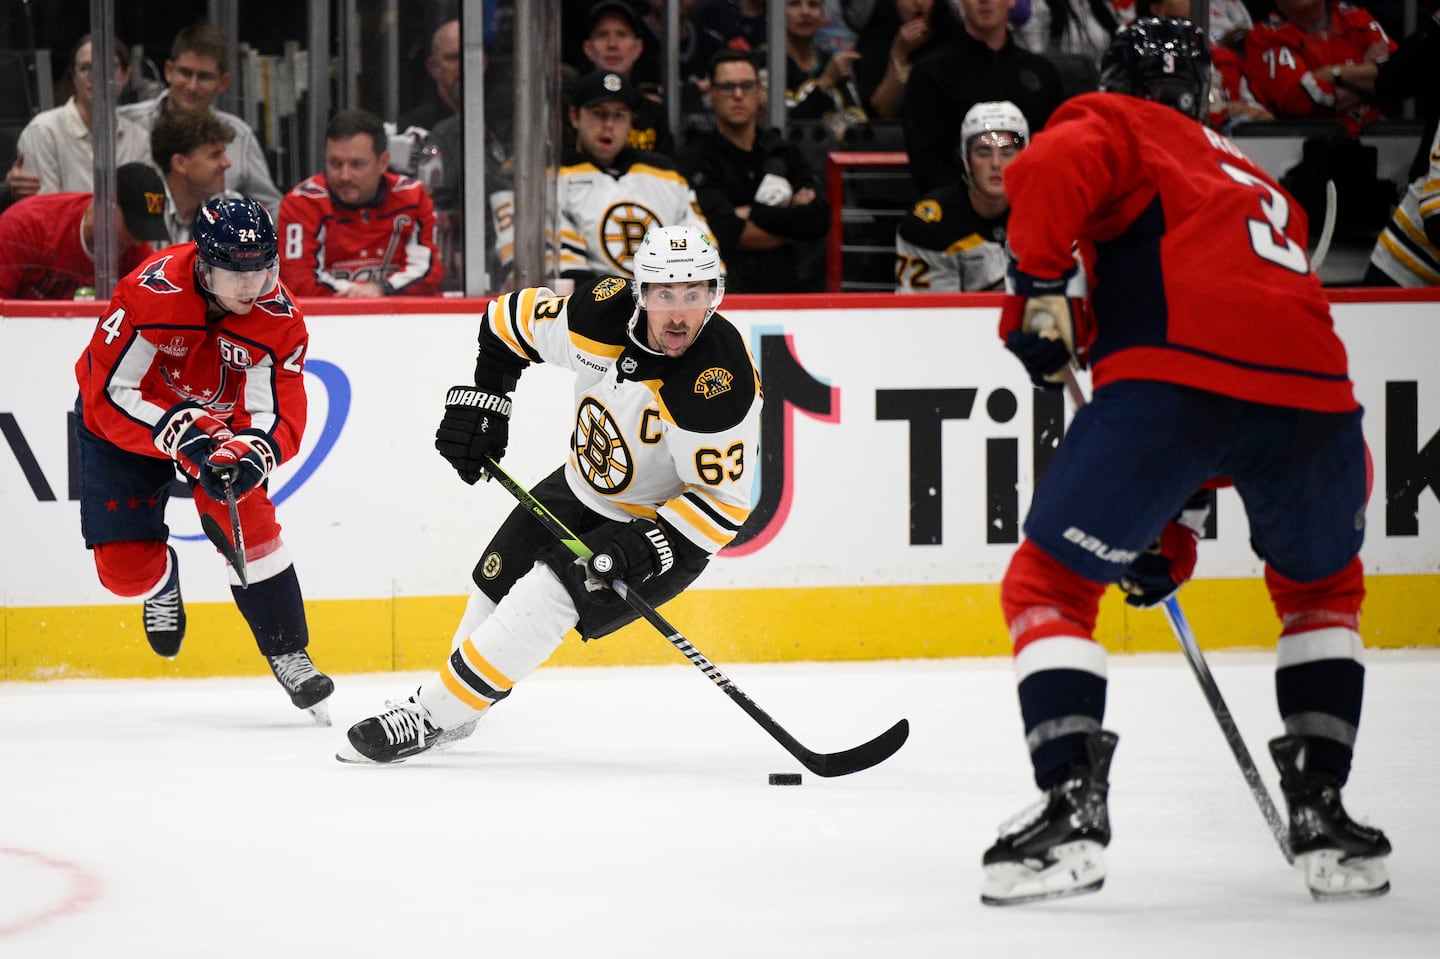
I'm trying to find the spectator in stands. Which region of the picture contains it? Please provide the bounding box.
[679,50,831,292]
[1243,0,1398,137]
[278,108,443,297]
[849,0,960,119]
[0,162,169,299]
[399,18,462,132]
[786,0,866,123]
[1364,122,1440,286]
[695,0,770,52]
[1013,0,1119,96]
[575,0,676,155]
[1371,1,1440,182]
[895,100,1026,292]
[119,24,284,218]
[151,108,237,244]
[634,0,726,136]
[5,35,152,202]
[902,0,1063,193]
[559,71,717,283]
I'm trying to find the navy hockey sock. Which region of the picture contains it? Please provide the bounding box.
[233,564,309,657]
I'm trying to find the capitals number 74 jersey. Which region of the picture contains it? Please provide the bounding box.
[479,278,762,557]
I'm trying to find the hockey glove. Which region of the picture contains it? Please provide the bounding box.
[1000,293,1079,390]
[582,520,676,592]
[435,385,512,484]
[1119,496,1210,608]
[153,401,234,481]
[201,430,279,501]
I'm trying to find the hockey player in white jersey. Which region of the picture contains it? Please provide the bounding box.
[895,101,1028,293]
[558,70,718,282]
[339,225,761,763]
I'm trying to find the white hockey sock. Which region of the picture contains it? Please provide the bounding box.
[449,588,499,653]
[420,563,579,728]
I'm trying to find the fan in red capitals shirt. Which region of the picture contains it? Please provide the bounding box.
[0,193,157,299]
[1244,0,1397,136]
[278,106,443,297]
[1003,92,1354,414]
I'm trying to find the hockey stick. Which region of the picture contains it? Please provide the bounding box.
[1310,179,1338,274]
[199,476,249,588]
[1162,596,1294,863]
[1057,369,1292,863]
[483,457,910,777]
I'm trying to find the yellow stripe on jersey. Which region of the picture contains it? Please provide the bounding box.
[664,489,750,549]
[568,330,626,360]
[627,163,691,186]
[1379,229,1440,284]
[944,233,988,255]
[488,292,528,359]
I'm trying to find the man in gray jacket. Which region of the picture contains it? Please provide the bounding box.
[120,23,283,219]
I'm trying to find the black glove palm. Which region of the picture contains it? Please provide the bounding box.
[1004,330,1071,391]
[435,385,512,484]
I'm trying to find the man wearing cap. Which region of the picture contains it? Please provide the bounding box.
[558,70,718,283]
[0,162,170,299]
[573,0,675,155]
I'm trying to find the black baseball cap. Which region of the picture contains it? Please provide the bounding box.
[571,70,639,110]
[588,0,641,34]
[115,162,171,243]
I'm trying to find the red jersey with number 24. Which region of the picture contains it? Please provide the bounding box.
[74,243,309,460]
[1002,92,1356,413]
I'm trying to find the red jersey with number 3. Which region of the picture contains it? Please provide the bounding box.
[74,243,310,460]
[1003,92,1356,413]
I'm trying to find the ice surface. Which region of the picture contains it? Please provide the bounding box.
[2,650,1436,957]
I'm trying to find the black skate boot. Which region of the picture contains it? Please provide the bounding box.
[981,729,1118,906]
[1269,735,1391,900]
[337,692,444,764]
[267,650,335,726]
[142,546,186,657]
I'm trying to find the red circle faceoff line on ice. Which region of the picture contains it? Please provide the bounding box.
[0,846,104,937]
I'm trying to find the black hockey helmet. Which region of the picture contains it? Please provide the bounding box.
[193,196,279,300]
[1099,17,1211,121]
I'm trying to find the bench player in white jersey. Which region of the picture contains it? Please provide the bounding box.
[895,101,1028,293]
[339,225,761,763]
[557,70,717,283]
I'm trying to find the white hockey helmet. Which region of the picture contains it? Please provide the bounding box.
[959,100,1029,179]
[631,224,725,318]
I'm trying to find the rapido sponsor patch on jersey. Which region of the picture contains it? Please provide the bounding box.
[592,277,626,301]
[694,367,733,399]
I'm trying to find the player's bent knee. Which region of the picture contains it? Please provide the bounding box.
[1001,540,1105,639]
[94,539,169,596]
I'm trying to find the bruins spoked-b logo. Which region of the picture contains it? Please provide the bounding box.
[602,202,659,275]
[573,397,634,493]
[479,551,503,580]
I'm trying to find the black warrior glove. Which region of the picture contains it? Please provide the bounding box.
[435,385,512,484]
[583,520,676,592]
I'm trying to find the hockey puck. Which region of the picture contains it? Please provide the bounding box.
[768,773,802,786]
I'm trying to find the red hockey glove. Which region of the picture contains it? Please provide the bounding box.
[201,430,279,501]
[153,401,233,481]
[1119,495,1210,608]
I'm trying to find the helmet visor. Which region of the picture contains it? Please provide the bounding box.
[201,260,279,300]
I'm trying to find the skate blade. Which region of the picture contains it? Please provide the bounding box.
[981,840,1106,906]
[334,741,396,765]
[1299,850,1391,901]
[306,700,333,727]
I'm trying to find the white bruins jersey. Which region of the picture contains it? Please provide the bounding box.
[479,278,761,556]
[1368,124,1440,287]
[557,149,718,279]
[894,182,1010,293]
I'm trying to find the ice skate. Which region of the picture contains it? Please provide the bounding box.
[337,692,444,764]
[981,730,1118,906]
[1269,736,1391,901]
[267,650,335,726]
[142,546,186,657]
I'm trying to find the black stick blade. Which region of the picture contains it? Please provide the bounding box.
[199,514,247,586]
[806,718,910,778]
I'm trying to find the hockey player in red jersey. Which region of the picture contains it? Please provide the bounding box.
[337,225,761,764]
[985,18,1390,905]
[1244,0,1397,135]
[74,196,334,723]
[277,107,443,297]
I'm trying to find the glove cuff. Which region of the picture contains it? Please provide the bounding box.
[444,385,512,417]
[152,400,206,456]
